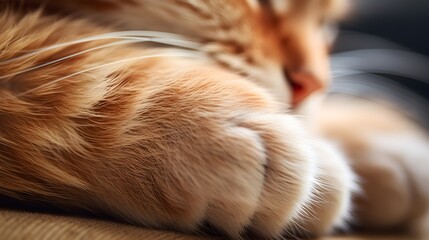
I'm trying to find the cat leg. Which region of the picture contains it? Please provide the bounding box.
[44,60,356,239]
[87,66,322,239]
[318,97,429,236]
[0,10,355,239]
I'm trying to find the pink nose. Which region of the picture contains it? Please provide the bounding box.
[289,70,325,106]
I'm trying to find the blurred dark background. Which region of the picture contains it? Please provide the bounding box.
[342,0,429,55]
[330,0,429,129]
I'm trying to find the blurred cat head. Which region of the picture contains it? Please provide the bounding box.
[30,0,350,107]
[115,0,350,107]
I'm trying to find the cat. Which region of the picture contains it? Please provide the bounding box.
[317,96,429,235]
[0,0,428,239]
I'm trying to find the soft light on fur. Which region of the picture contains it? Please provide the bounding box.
[1,0,428,239]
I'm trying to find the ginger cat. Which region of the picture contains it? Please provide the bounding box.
[0,0,428,239]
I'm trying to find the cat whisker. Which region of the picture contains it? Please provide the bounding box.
[331,71,429,107]
[105,30,199,43]
[111,30,202,49]
[1,39,139,80]
[0,31,202,65]
[330,72,429,129]
[331,47,429,128]
[17,52,207,97]
[1,37,207,80]
[331,49,429,84]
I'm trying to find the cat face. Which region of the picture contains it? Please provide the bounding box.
[121,0,349,107]
[268,0,350,106]
[115,0,350,107]
[28,0,350,107]
[200,0,350,107]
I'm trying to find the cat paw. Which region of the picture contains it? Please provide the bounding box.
[317,98,429,235]
[96,67,355,239]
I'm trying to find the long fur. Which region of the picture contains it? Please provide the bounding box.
[0,0,428,239]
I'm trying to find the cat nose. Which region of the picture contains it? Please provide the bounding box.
[288,69,325,106]
[280,26,331,106]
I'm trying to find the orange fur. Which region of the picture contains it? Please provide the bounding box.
[317,97,429,237]
[0,0,427,239]
[0,6,350,238]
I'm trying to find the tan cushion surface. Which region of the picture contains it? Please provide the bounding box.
[0,209,412,240]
